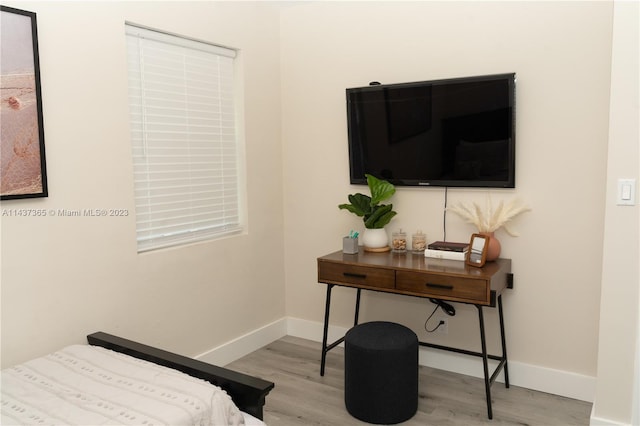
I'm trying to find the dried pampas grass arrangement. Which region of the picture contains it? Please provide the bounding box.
[447,197,531,236]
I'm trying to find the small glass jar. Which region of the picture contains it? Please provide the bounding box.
[392,230,407,253]
[412,231,427,254]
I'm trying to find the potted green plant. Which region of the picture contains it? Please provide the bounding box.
[339,174,397,250]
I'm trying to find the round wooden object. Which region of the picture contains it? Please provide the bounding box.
[364,246,391,253]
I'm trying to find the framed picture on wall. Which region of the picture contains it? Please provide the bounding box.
[1,5,48,200]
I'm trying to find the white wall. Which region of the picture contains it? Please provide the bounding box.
[0,1,285,367]
[2,1,637,424]
[282,0,612,389]
[593,1,640,424]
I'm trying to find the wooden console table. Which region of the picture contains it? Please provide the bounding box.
[317,249,513,419]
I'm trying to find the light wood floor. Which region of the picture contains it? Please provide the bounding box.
[227,336,592,426]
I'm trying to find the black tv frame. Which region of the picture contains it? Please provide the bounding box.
[347,73,516,189]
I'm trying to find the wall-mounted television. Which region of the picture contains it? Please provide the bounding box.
[347,73,516,188]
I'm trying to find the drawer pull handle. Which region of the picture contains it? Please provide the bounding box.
[426,283,454,290]
[343,272,367,279]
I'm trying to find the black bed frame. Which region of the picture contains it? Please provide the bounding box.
[87,331,274,420]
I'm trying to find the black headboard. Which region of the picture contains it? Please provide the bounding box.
[87,331,274,420]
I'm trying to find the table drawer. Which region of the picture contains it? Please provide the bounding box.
[318,262,395,290]
[396,270,490,304]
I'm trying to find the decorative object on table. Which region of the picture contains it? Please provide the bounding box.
[360,228,389,252]
[391,229,407,253]
[339,174,397,252]
[480,232,501,261]
[0,6,48,200]
[343,231,359,254]
[424,240,468,260]
[427,240,469,252]
[447,197,531,261]
[411,230,426,254]
[466,233,489,267]
[424,247,468,261]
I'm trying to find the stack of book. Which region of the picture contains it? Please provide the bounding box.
[424,241,469,261]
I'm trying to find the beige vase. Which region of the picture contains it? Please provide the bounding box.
[479,232,501,261]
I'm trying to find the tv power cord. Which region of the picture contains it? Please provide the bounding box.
[424,299,456,333]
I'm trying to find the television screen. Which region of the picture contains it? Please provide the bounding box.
[347,73,516,188]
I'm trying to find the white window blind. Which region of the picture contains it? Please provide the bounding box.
[126,24,241,252]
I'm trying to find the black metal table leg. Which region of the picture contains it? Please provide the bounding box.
[354,288,362,326]
[320,284,334,376]
[498,294,510,388]
[477,305,493,419]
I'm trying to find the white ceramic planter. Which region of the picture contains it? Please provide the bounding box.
[361,228,389,251]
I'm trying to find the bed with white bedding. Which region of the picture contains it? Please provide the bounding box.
[1,332,274,425]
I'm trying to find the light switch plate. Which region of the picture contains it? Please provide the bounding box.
[617,178,636,206]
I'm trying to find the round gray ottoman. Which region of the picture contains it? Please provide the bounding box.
[344,321,418,424]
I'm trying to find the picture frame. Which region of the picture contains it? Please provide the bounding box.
[1,5,48,200]
[466,233,488,267]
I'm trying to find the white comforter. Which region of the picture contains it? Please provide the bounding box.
[0,344,245,426]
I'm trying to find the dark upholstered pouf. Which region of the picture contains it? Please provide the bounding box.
[344,321,418,424]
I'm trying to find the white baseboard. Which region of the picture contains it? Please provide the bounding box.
[590,405,632,426]
[196,318,287,366]
[284,317,596,402]
[196,316,596,403]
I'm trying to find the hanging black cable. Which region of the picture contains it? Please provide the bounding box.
[424,304,443,333]
[443,187,449,241]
